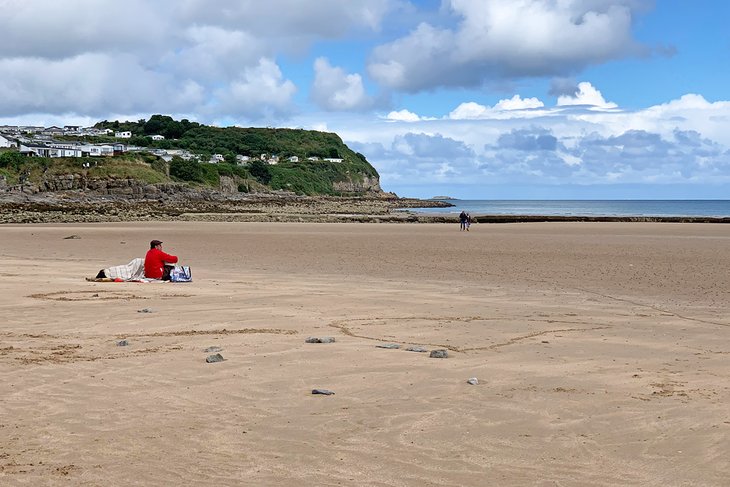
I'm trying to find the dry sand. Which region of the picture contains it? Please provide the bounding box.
[0,221,728,486]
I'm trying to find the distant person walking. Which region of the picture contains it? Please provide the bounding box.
[459,210,467,231]
[465,213,471,231]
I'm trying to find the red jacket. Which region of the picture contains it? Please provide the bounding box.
[144,248,178,279]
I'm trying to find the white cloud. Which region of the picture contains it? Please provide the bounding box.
[0,53,203,116]
[448,96,546,120]
[321,87,730,193]
[310,58,372,111]
[0,1,399,121]
[385,109,423,122]
[557,81,618,109]
[449,102,490,120]
[495,95,544,110]
[214,58,297,119]
[368,0,647,92]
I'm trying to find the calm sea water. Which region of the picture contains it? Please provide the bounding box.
[406,200,730,218]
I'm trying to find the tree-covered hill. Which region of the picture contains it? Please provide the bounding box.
[88,115,381,195]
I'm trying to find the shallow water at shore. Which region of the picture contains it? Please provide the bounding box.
[408,199,730,218]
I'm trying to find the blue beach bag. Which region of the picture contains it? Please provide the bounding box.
[170,265,192,282]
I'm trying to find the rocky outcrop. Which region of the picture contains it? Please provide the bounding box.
[219,175,238,194]
[332,175,381,193]
[31,174,195,198]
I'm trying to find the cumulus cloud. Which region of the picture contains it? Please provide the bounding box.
[497,128,559,151]
[310,58,372,111]
[557,81,618,109]
[213,58,297,119]
[385,109,425,122]
[449,95,546,120]
[368,0,649,92]
[0,53,206,116]
[349,132,476,184]
[0,0,395,120]
[335,89,730,191]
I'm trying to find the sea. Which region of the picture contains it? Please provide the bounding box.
[405,200,730,218]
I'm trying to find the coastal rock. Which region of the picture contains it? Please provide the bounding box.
[429,349,449,359]
[305,336,335,343]
[467,378,479,385]
[332,175,381,193]
[116,339,129,347]
[376,343,401,349]
[312,389,335,395]
[219,175,238,194]
[405,346,428,353]
[206,353,225,363]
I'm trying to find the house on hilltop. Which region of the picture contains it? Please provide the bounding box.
[0,134,16,148]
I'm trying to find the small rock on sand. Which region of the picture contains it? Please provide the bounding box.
[63,235,81,239]
[305,337,335,343]
[137,308,154,313]
[116,340,129,347]
[204,346,223,353]
[405,346,428,353]
[206,353,225,363]
[376,343,401,349]
[430,349,449,359]
[312,389,335,395]
[467,378,479,385]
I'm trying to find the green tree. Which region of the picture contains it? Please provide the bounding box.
[169,157,203,182]
[248,159,272,184]
[0,151,26,171]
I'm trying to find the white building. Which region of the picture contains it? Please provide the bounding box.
[323,157,344,163]
[236,155,250,165]
[209,154,225,164]
[20,144,82,158]
[150,135,165,141]
[288,156,299,162]
[0,134,16,148]
[115,131,132,139]
[80,144,115,157]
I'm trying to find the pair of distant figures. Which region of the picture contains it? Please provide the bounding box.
[459,211,472,231]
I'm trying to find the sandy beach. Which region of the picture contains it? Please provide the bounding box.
[1,221,728,486]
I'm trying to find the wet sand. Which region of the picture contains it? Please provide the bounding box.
[1,221,728,486]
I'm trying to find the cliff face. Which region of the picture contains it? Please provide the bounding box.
[15,170,383,198]
[332,175,381,193]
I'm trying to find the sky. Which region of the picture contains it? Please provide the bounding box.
[1,0,729,199]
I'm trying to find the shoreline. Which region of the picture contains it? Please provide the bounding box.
[1,191,729,224]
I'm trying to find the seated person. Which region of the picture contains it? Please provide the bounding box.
[144,239,178,280]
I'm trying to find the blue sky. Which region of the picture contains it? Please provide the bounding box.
[1,0,729,199]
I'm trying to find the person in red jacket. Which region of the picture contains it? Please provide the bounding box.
[144,239,178,280]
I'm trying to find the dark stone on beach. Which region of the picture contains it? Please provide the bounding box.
[376,343,401,349]
[305,336,335,343]
[430,349,448,359]
[467,378,479,385]
[137,308,154,313]
[204,346,223,353]
[312,389,335,395]
[116,340,129,347]
[63,234,80,239]
[206,353,225,363]
[405,346,428,353]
